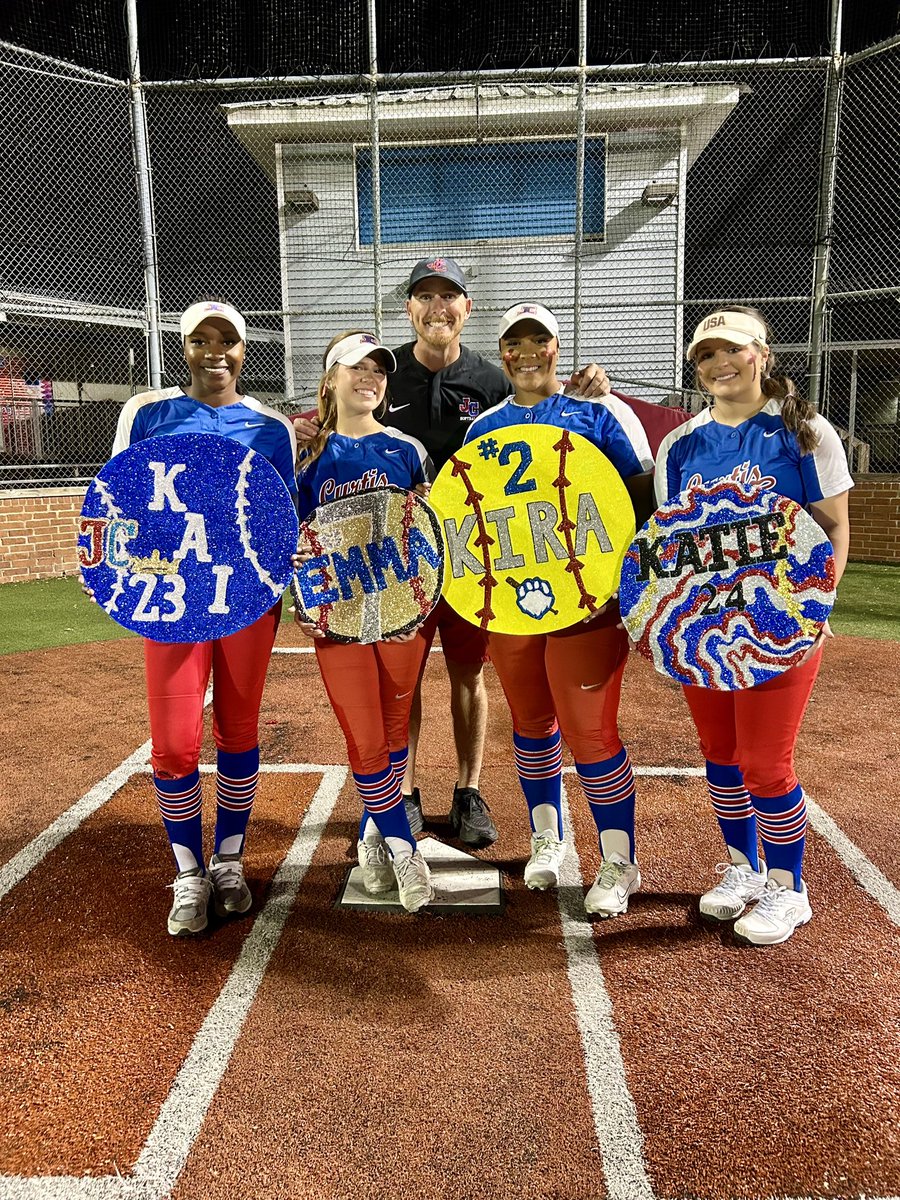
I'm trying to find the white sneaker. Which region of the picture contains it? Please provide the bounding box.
[733,878,812,946]
[699,861,768,922]
[584,854,641,917]
[167,869,212,936]
[208,853,253,918]
[392,850,434,913]
[524,831,566,891]
[356,835,395,895]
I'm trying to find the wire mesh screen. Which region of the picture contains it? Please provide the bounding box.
[0,7,898,489]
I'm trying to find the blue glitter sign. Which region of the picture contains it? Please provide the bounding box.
[78,432,298,642]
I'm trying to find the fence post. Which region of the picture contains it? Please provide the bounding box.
[367,0,383,339]
[571,0,588,372]
[125,0,163,388]
[808,0,844,410]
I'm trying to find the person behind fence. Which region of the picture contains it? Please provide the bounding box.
[293,330,436,913]
[654,305,852,946]
[461,302,654,916]
[103,299,297,937]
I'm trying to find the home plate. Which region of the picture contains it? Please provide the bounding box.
[337,836,504,914]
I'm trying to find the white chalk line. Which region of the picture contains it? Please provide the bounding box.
[0,763,346,1200]
[4,751,900,1200]
[272,644,444,654]
[557,778,656,1200]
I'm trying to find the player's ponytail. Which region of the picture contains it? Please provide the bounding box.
[721,306,820,455]
[300,329,388,470]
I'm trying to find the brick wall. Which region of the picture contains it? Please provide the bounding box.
[1,475,898,584]
[848,475,900,564]
[0,488,86,583]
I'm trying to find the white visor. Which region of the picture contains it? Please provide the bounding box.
[498,302,560,341]
[686,311,768,361]
[325,332,397,373]
[180,301,247,343]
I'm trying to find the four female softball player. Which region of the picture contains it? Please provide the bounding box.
[108,299,297,936]
[294,331,436,913]
[655,305,852,946]
[462,303,654,915]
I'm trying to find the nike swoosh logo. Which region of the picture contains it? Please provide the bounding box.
[763,430,778,438]
[395,690,411,699]
[580,682,601,691]
[561,410,579,418]
[388,404,410,413]
[244,422,265,428]
[385,448,401,454]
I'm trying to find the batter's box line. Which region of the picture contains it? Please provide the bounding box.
[0,764,348,1200]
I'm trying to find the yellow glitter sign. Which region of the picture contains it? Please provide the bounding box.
[429,424,636,634]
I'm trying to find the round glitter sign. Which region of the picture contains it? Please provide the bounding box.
[618,479,836,690]
[292,486,444,644]
[78,432,298,642]
[429,424,635,635]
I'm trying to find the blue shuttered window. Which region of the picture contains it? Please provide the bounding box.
[356,140,605,245]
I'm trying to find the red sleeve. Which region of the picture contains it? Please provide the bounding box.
[610,391,691,459]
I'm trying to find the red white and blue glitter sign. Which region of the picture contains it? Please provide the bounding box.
[618,480,836,690]
[78,433,298,642]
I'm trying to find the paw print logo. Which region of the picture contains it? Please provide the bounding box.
[477,437,499,460]
[515,578,557,619]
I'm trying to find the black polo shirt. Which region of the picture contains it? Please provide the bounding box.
[386,342,509,472]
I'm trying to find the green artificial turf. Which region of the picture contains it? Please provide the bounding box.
[0,563,897,655]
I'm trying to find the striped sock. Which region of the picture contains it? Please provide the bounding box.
[213,747,259,858]
[354,764,415,853]
[513,729,563,838]
[154,769,204,873]
[752,784,807,890]
[358,747,410,840]
[577,747,636,861]
[706,761,759,872]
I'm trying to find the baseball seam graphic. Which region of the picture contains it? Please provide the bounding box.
[401,491,429,617]
[552,431,596,612]
[236,450,282,598]
[94,477,127,614]
[303,521,333,634]
[450,453,497,629]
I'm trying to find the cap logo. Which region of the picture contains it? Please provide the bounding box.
[359,334,377,346]
[517,305,537,316]
[426,258,447,272]
[702,315,726,331]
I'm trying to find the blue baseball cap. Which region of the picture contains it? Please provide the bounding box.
[407,256,468,296]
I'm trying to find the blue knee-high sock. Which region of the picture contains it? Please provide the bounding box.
[513,729,563,838]
[213,747,259,858]
[354,764,415,853]
[359,748,410,840]
[751,784,807,890]
[706,760,760,871]
[154,769,204,874]
[576,747,636,861]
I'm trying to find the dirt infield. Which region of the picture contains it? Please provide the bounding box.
[1,628,899,1200]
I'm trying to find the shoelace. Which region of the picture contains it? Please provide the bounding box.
[710,862,762,902]
[749,881,790,919]
[393,854,426,888]
[360,840,388,867]
[209,860,244,891]
[170,874,210,904]
[595,859,628,890]
[532,835,561,865]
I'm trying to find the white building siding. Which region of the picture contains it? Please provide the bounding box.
[280,129,681,405]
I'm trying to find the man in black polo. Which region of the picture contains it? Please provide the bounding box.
[294,254,612,849]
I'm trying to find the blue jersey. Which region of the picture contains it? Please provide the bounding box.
[112,386,298,496]
[296,426,432,521]
[462,392,651,479]
[654,399,853,508]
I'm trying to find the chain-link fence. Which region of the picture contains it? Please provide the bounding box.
[0,4,898,489]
